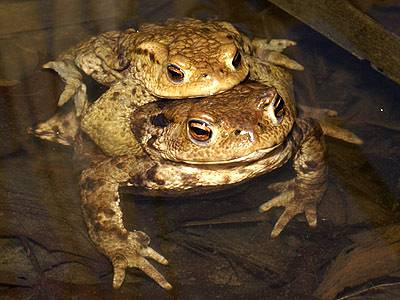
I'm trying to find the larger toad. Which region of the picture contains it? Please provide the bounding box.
[75,80,327,290]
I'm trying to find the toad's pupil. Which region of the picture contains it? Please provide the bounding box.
[167,64,184,82]
[232,50,241,68]
[188,120,212,141]
[274,95,285,117]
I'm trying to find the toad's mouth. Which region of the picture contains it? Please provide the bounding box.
[179,142,284,165]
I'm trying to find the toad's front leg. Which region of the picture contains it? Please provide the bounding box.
[44,31,131,115]
[259,118,327,237]
[80,156,171,289]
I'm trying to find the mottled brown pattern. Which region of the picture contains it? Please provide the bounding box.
[132,81,295,164]
[34,22,333,291]
[145,165,166,185]
[48,18,251,108]
[35,20,305,154]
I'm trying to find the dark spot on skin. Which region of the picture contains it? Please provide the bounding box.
[103,208,115,217]
[150,113,169,128]
[305,160,318,169]
[82,177,100,192]
[116,162,125,169]
[219,68,225,74]
[147,136,157,147]
[223,175,231,184]
[136,48,149,56]
[202,28,212,33]
[92,221,103,231]
[226,34,234,40]
[113,92,120,98]
[155,100,169,109]
[117,51,130,71]
[129,174,144,186]
[108,226,129,240]
[146,165,165,185]
[257,122,267,131]
[234,129,241,136]
[298,164,313,174]
[131,87,136,95]
[181,173,196,183]
[52,125,60,134]
[149,52,155,63]
[135,231,150,245]
[156,60,160,65]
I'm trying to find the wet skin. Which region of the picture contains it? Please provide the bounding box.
[31,21,361,289]
[42,18,301,117]
[36,18,302,143]
[76,80,327,290]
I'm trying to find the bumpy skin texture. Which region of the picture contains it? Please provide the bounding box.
[33,24,332,289]
[75,78,327,289]
[44,18,254,116]
[34,18,306,148]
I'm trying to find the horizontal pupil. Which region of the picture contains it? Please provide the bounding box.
[189,120,212,141]
[191,125,208,135]
[168,66,183,79]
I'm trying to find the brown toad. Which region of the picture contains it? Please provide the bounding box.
[74,79,327,290]
[44,18,302,117]
[35,19,304,151]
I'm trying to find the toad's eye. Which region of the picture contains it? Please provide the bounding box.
[232,50,242,69]
[188,120,212,143]
[274,94,285,119]
[167,64,185,83]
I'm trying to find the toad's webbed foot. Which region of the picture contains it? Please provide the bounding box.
[43,60,88,116]
[252,38,304,71]
[108,231,171,289]
[259,179,321,237]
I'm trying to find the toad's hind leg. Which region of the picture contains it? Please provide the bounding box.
[80,156,171,289]
[259,118,327,237]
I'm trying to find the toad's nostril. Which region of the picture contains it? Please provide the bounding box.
[202,73,209,78]
[257,122,267,131]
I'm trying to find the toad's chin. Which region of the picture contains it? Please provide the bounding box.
[179,143,284,165]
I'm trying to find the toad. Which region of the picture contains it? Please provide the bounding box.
[75,79,326,289]
[44,18,302,116]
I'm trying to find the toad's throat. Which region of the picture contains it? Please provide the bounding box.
[179,143,284,165]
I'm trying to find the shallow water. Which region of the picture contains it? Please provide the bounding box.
[0,1,399,299]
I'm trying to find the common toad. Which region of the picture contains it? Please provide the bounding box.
[75,80,326,289]
[43,18,302,116]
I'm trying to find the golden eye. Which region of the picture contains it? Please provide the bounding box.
[188,120,212,142]
[167,64,184,83]
[232,50,242,69]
